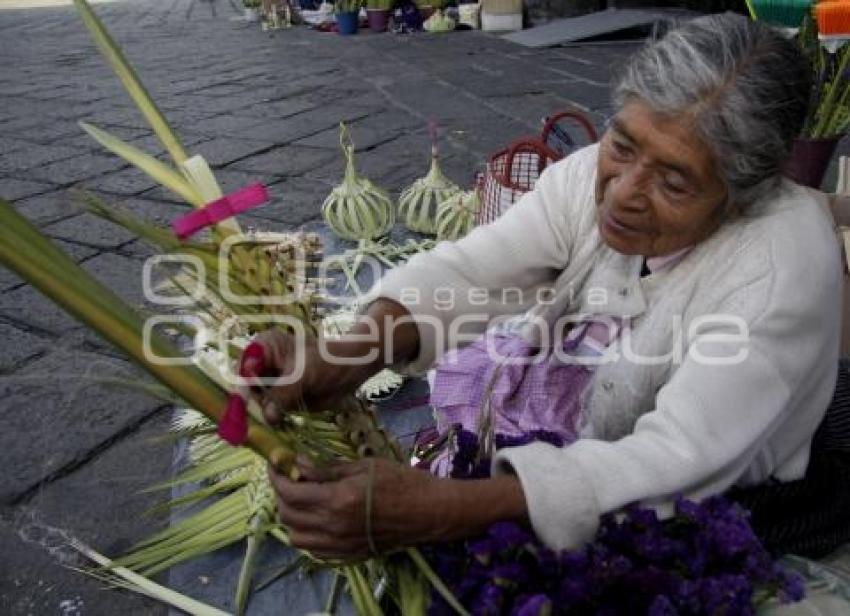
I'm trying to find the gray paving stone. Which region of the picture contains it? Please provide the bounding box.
[0,136,32,153]
[0,348,166,503]
[12,191,85,227]
[0,323,49,372]
[240,94,334,120]
[0,268,22,292]
[235,104,380,144]
[82,166,160,195]
[0,177,58,201]
[229,144,337,178]
[80,252,151,311]
[0,144,84,174]
[3,118,83,143]
[43,213,136,249]
[295,125,399,152]
[245,181,328,228]
[178,114,266,138]
[0,415,171,616]
[27,154,127,187]
[192,136,276,166]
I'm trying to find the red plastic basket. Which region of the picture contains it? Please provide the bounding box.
[477,110,598,226]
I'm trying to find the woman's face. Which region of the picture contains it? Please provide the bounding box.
[595,99,729,257]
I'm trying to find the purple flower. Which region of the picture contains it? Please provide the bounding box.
[510,593,551,616]
[488,521,533,549]
[696,574,755,616]
[647,595,678,616]
[557,576,591,607]
[492,562,528,589]
[426,434,805,615]
[468,537,497,566]
[472,582,504,616]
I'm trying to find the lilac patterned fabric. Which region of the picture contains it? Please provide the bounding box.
[426,248,691,477]
[430,320,619,444]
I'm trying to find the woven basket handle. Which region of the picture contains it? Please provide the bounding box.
[541,110,599,146]
[498,138,562,191]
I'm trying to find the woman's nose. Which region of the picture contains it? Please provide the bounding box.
[608,165,651,212]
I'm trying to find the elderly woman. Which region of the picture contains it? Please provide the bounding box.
[254,13,842,559]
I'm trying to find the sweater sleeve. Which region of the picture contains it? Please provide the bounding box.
[365,146,597,374]
[493,231,842,551]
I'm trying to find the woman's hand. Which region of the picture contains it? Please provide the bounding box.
[268,457,530,559]
[268,457,439,559]
[249,328,364,423]
[245,298,420,425]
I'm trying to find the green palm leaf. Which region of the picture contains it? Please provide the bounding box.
[79,122,203,207]
[73,0,189,167]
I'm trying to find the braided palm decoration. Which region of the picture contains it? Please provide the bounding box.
[322,123,395,241]
[436,189,480,241]
[398,122,461,234]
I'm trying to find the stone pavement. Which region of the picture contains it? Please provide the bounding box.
[0,0,636,613]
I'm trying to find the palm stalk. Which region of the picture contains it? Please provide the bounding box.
[0,200,294,472]
[69,539,231,616]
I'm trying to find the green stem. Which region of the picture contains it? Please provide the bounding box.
[813,46,850,137]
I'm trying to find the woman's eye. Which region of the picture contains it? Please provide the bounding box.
[662,180,688,197]
[662,177,688,197]
[610,139,632,158]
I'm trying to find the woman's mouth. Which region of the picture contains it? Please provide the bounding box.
[603,210,642,236]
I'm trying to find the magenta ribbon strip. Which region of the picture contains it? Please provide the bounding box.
[172,183,269,240]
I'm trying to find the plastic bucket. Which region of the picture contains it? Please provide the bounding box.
[784,136,842,189]
[335,11,359,34]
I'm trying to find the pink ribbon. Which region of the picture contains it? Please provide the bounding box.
[218,394,249,445]
[217,341,271,446]
[172,183,269,240]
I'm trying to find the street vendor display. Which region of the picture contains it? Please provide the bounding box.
[0,3,841,615]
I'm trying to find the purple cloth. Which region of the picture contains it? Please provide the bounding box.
[426,249,691,478]
[431,332,589,443]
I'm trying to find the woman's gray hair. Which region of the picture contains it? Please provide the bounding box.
[613,12,811,212]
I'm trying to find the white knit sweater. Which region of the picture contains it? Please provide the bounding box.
[370,144,843,551]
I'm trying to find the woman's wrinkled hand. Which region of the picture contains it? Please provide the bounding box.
[268,457,444,560]
[244,328,369,426]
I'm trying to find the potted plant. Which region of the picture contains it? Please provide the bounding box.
[334,0,362,34]
[243,0,261,21]
[366,0,393,32]
[786,11,850,188]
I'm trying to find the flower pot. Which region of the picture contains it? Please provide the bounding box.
[784,135,843,189]
[335,10,359,34]
[367,8,390,32]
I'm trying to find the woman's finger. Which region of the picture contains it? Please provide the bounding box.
[275,495,325,532]
[295,456,342,482]
[267,465,332,507]
[253,328,290,374]
[288,530,364,559]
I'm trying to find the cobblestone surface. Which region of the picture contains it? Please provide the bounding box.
[0,0,637,612]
